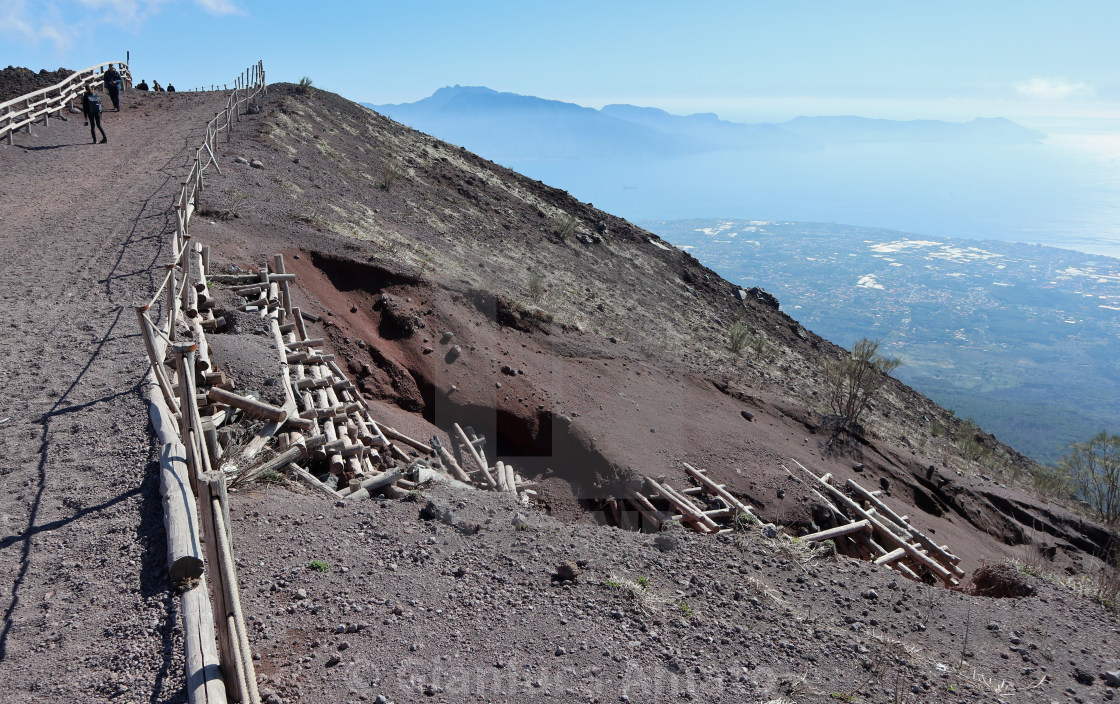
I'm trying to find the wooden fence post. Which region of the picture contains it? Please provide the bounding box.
[165,264,178,341]
[135,306,180,414]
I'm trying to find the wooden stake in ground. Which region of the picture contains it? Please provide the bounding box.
[454,422,497,488]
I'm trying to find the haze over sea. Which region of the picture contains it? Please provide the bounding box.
[512,117,1120,261]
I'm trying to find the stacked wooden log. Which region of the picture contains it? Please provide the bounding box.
[616,462,758,534]
[216,254,539,508]
[139,243,259,700]
[788,459,964,586]
[450,423,535,502]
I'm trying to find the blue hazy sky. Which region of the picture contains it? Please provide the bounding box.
[4,0,1119,130]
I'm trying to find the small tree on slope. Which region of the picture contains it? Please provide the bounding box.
[824,338,901,430]
[1059,431,1120,527]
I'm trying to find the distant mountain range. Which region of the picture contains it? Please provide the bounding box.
[365,86,1044,162]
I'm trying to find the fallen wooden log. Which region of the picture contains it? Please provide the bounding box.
[794,460,954,585]
[180,578,228,704]
[682,462,755,518]
[285,463,342,498]
[802,519,871,543]
[273,254,293,315]
[344,470,404,498]
[646,478,715,533]
[203,474,260,704]
[380,426,432,454]
[207,387,288,423]
[435,441,472,484]
[159,442,205,586]
[845,478,963,572]
[873,547,908,565]
[624,486,668,528]
[199,315,226,332]
[135,307,179,415]
[454,423,497,488]
[287,337,324,349]
[283,416,314,431]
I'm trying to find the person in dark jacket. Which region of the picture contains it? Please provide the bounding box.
[166,84,176,92]
[136,79,149,91]
[103,66,122,111]
[82,85,107,144]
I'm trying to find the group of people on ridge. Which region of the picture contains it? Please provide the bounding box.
[80,65,176,145]
[135,79,175,92]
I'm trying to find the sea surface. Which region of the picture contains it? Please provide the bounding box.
[509,130,1120,259]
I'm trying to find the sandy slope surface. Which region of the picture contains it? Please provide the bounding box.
[0,89,228,703]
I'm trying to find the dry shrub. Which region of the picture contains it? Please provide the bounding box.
[970,561,1037,598]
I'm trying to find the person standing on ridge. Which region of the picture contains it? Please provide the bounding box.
[103,65,122,111]
[82,85,107,144]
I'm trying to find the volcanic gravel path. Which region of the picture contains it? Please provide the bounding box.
[0,88,229,703]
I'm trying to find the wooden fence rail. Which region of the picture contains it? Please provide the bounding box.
[135,61,266,704]
[1,60,132,145]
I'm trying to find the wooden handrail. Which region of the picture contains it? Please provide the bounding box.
[1,60,131,144]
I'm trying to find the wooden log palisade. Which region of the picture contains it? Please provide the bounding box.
[610,459,959,588]
[132,62,267,704]
[132,58,536,696]
[609,463,758,535]
[787,459,962,586]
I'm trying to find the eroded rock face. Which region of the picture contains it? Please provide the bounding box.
[0,66,74,103]
[746,286,779,309]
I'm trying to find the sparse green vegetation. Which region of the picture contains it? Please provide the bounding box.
[403,489,423,503]
[298,76,314,96]
[636,576,649,589]
[818,538,837,558]
[306,559,330,572]
[527,272,547,304]
[677,601,694,617]
[379,159,402,189]
[824,338,901,428]
[1059,431,1120,527]
[256,468,285,485]
[732,512,758,532]
[728,322,751,354]
[957,419,990,462]
[1028,464,1072,501]
[555,213,578,241]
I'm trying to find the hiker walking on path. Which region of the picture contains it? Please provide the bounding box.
[82,86,107,144]
[103,66,123,111]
